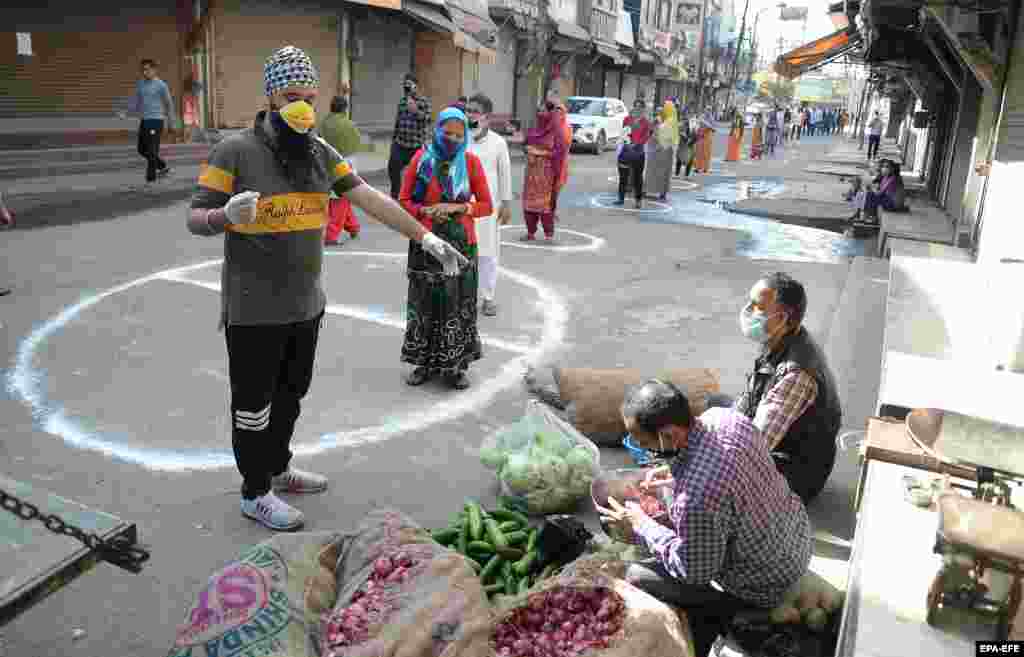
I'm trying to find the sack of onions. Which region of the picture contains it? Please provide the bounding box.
[489,571,695,657]
[321,509,495,657]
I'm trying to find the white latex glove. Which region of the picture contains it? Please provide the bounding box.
[421,233,468,277]
[224,191,261,225]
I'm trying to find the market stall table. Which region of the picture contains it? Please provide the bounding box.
[836,460,999,657]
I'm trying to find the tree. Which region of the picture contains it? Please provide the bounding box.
[758,78,796,104]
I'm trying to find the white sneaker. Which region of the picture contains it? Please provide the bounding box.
[241,491,305,531]
[271,468,328,494]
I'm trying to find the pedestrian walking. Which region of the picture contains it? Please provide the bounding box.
[119,59,177,183]
[616,99,652,209]
[319,95,362,246]
[725,111,744,162]
[783,107,792,142]
[0,191,12,297]
[522,100,568,237]
[387,73,433,199]
[750,113,764,160]
[765,109,779,156]
[466,93,513,318]
[675,111,696,177]
[399,108,494,390]
[645,101,678,201]
[867,111,884,160]
[549,90,573,230]
[693,108,716,173]
[186,45,467,532]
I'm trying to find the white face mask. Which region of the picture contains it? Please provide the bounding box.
[471,126,485,139]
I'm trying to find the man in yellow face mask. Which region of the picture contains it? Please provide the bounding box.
[186,45,467,532]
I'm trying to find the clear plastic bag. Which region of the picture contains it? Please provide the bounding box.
[480,400,602,515]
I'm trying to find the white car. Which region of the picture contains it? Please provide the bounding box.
[566,97,629,154]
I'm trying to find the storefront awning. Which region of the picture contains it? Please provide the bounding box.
[404,0,456,33]
[555,20,591,44]
[453,28,498,64]
[773,28,862,80]
[594,42,632,66]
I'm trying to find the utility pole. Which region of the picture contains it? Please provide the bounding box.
[724,0,750,114]
[695,0,710,109]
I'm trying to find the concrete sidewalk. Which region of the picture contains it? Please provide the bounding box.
[723,135,902,234]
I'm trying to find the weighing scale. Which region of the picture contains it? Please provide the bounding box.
[905,408,1024,639]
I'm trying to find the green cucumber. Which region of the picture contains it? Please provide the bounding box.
[495,546,525,561]
[466,502,485,542]
[525,528,539,553]
[431,528,460,545]
[491,508,530,527]
[504,531,528,546]
[497,520,522,533]
[468,540,495,553]
[484,582,505,593]
[539,564,555,581]
[480,554,503,583]
[484,518,509,550]
[517,576,530,595]
[457,523,469,555]
[504,573,516,596]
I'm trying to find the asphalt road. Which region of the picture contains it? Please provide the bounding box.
[0,132,863,656]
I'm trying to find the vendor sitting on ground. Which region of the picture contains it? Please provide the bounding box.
[706,272,842,504]
[603,380,812,657]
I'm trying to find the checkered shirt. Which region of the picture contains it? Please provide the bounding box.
[393,94,433,150]
[264,46,320,97]
[753,365,818,451]
[633,407,812,607]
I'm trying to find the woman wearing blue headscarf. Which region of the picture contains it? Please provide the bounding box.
[399,107,494,389]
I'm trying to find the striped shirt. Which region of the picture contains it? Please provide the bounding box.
[633,408,812,607]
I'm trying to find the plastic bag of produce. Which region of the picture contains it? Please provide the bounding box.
[489,567,695,657]
[168,531,346,657]
[322,508,494,657]
[480,400,602,516]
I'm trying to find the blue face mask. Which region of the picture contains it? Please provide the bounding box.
[740,307,780,343]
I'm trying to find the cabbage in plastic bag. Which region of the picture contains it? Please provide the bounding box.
[487,401,603,515]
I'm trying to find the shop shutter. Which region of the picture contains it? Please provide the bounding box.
[212,8,341,129]
[351,15,414,130]
[0,19,181,118]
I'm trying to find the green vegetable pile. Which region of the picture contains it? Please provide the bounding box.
[430,501,559,602]
[481,428,600,515]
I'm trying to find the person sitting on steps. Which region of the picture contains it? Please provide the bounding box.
[854,159,908,225]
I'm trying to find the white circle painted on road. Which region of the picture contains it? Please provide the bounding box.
[605,176,700,193]
[590,194,672,214]
[5,251,569,471]
[499,226,606,252]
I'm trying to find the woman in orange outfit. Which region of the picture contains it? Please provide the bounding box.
[693,108,717,173]
[725,111,744,161]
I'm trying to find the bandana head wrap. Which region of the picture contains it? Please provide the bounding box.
[264,46,320,97]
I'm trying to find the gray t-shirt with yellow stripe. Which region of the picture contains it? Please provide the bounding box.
[191,112,363,327]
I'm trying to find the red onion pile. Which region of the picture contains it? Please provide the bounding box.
[492,586,626,657]
[323,552,418,649]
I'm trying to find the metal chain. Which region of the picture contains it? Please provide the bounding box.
[0,488,150,573]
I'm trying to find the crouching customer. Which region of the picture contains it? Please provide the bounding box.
[602,380,812,657]
[706,272,842,504]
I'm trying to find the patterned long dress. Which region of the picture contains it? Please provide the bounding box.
[398,151,494,375]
